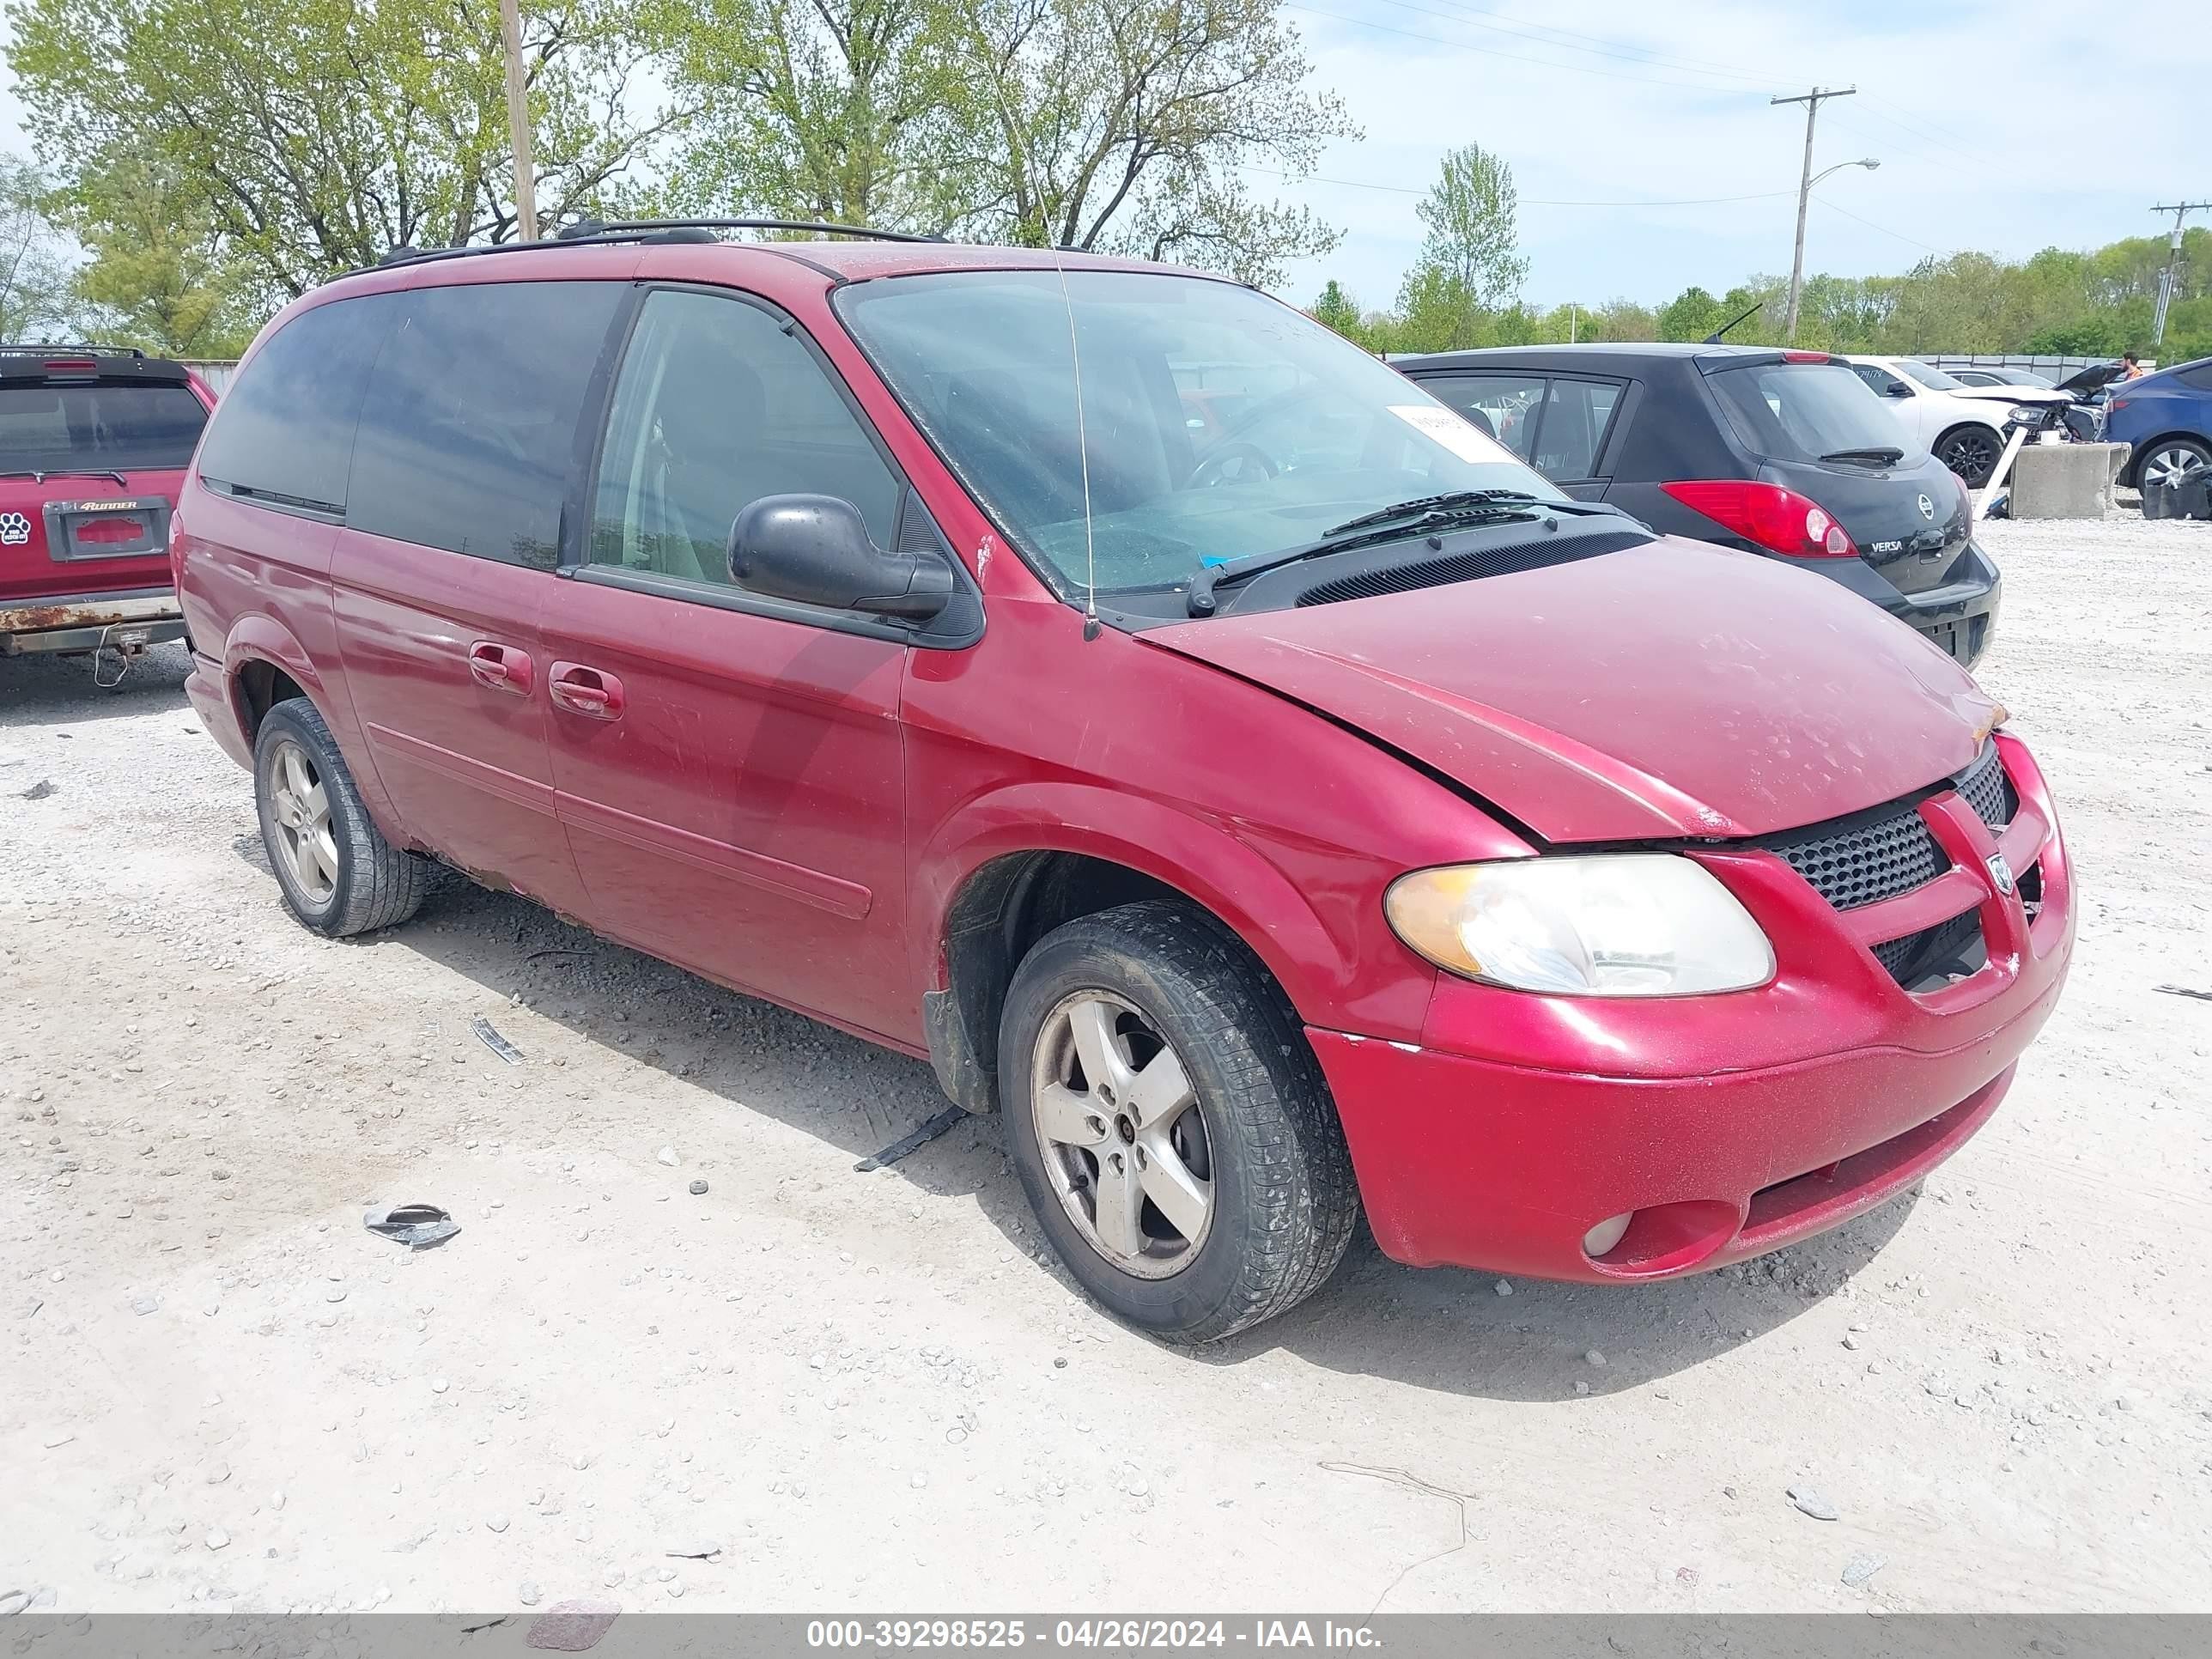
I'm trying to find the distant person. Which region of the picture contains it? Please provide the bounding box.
[2121,351,2146,380]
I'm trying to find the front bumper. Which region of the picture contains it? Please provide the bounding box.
[1315,732,2073,1283]
[0,586,186,656]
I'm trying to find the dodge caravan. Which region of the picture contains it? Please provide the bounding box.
[177,226,2073,1340]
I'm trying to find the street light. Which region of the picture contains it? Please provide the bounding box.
[1784,156,1881,343]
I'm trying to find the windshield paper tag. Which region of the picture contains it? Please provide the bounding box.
[1388,403,1510,465]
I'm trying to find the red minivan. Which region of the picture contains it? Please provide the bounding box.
[2,346,216,660]
[177,228,2073,1340]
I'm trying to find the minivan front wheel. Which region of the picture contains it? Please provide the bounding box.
[1000,900,1358,1342]
[1935,424,2003,487]
[253,696,428,938]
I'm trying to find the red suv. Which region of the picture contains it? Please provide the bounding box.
[2,346,216,660]
[176,226,2074,1340]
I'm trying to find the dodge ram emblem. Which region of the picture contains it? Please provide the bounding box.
[1986,853,2016,896]
[0,512,28,545]
[1917,493,1936,520]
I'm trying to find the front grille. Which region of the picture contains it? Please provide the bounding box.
[1759,740,2009,913]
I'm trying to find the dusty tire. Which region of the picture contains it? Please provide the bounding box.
[253,696,428,938]
[1934,423,2003,488]
[2136,436,2210,493]
[999,899,1358,1342]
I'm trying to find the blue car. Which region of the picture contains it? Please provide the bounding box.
[2105,357,2212,491]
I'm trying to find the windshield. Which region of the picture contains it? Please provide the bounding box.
[0,382,207,472]
[1707,362,1916,463]
[1894,359,1964,391]
[836,269,1560,599]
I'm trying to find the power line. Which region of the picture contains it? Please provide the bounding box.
[1285,3,1771,95]
[1812,194,1951,257]
[1243,164,1794,208]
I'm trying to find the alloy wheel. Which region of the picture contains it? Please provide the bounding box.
[1030,990,1214,1279]
[2141,443,2209,491]
[1938,429,2000,486]
[267,737,338,906]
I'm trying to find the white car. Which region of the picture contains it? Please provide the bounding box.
[1834,354,2057,486]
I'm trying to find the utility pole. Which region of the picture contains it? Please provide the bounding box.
[1774,86,1856,343]
[498,0,538,241]
[2150,201,2209,347]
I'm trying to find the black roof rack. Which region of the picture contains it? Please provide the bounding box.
[0,343,149,358]
[364,217,941,276]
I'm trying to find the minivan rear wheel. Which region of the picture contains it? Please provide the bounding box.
[1934,423,2002,487]
[998,900,1358,1342]
[253,696,428,938]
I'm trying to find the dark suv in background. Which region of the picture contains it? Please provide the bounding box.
[1396,344,2002,669]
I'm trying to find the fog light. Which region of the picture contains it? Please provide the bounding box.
[1582,1212,1633,1257]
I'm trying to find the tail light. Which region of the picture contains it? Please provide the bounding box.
[1659,480,1860,559]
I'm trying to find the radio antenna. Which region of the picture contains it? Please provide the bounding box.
[1050,246,1101,641]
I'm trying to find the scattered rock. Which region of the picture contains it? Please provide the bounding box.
[41,1431,75,1449]
[1841,1552,1886,1589]
[204,1529,229,1551]
[0,1591,29,1618]
[131,1295,160,1316]
[204,1462,230,1485]
[486,1513,511,1534]
[431,1377,450,1395]
[1494,1279,1514,1296]
[21,780,54,800]
[656,1147,680,1168]
[688,1179,708,1195]
[1571,1380,1591,1397]
[519,1581,543,1607]
[1787,1485,1839,1522]
[270,1492,286,1511]
[1585,1349,1606,1367]
[664,1541,720,1560]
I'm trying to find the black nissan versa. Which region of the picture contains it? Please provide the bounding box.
[1397,343,2002,669]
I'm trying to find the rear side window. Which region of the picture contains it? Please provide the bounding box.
[1708,362,1914,464]
[2172,361,2212,390]
[1423,373,1546,461]
[0,383,209,472]
[197,295,396,511]
[349,281,626,568]
[1527,380,1621,479]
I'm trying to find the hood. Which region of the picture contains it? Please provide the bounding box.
[1140,538,2000,843]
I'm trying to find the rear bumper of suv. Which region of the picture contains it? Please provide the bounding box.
[1310,732,2071,1283]
[0,586,186,655]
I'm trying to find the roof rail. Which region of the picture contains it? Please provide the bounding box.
[362,216,942,276]
[0,343,148,358]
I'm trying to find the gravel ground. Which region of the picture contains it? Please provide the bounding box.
[3,513,2209,1617]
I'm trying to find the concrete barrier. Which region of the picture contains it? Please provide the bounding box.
[2009,441,2129,519]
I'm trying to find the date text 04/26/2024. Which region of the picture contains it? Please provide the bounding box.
[805,1621,1384,1650]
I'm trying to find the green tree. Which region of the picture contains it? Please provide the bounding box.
[1400,141,1525,314]
[9,0,687,298]
[1310,278,1360,335]
[64,145,257,356]
[660,0,1353,287]
[1656,285,1726,343]
[0,156,84,340]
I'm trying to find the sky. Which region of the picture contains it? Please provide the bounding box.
[1255,0,2212,311]
[1,0,2206,312]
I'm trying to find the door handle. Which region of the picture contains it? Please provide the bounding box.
[468,640,533,695]
[549,660,624,720]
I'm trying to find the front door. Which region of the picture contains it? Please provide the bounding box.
[539,285,915,1043]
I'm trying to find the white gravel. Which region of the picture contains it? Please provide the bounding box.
[3,512,2209,1614]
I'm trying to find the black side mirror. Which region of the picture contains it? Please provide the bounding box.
[1884,380,1913,398]
[726,495,952,621]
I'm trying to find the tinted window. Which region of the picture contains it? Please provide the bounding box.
[1709,362,1914,463]
[0,383,208,471]
[349,281,624,568]
[1848,362,1905,396]
[196,296,395,510]
[1423,373,1547,462]
[2172,360,2212,390]
[591,290,900,586]
[1527,379,1622,478]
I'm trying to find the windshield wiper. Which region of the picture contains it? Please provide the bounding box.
[0,468,132,485]
[1819,447,1904,466]
[1187,502,1541,617]
[1323,488,1614,537]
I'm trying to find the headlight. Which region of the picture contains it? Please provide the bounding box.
[1384,855,1776,996]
